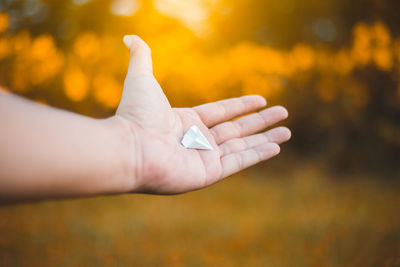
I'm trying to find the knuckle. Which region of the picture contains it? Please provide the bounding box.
[233,121,242,137]
[240,137,249,149]
[211,128,221,144]
[235,152,243,170]
[220,144,229,156]
[216,102,227,121]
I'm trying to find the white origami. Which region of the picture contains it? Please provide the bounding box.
[181,125,214,150]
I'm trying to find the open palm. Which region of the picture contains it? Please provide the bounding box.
[116,35,291,194]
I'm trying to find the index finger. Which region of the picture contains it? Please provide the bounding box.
[193,95,267,128]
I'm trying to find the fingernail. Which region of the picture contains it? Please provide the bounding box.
[123,35,132,48]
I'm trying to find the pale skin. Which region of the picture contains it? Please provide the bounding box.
[0,35,291,202]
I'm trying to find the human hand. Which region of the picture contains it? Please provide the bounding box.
[115,35,291,194]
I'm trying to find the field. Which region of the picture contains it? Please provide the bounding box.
[1,162,399,266]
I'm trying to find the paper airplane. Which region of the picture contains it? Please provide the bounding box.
[181,125,214,150]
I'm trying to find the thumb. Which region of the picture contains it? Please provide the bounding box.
[123,35,153,76]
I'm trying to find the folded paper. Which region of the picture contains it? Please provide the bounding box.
[181,125,213,150]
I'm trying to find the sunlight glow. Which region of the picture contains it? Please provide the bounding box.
[73,0,92,5]
[110,0,140,16]
[154,0,215,34]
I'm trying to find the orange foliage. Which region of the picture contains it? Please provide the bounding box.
[93,74,122,108]
[0,12,399,110]
[0,12,9,33]
[29,35,64,85]
[63,65,89,102]
[1,31,64,92]
[73,32,101,64]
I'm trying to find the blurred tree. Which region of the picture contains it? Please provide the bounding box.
[0,0,399,174]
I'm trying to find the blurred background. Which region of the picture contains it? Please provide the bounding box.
[0,0,399,266]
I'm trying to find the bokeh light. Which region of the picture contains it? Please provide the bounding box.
[0,0,399,265]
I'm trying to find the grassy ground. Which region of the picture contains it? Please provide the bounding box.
[0,164,399,266]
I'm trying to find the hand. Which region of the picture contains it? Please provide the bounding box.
[115,35,291,194]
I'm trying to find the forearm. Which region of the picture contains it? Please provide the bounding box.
[0,92,136,202]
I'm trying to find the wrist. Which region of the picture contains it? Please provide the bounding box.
[105,115,142,194]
